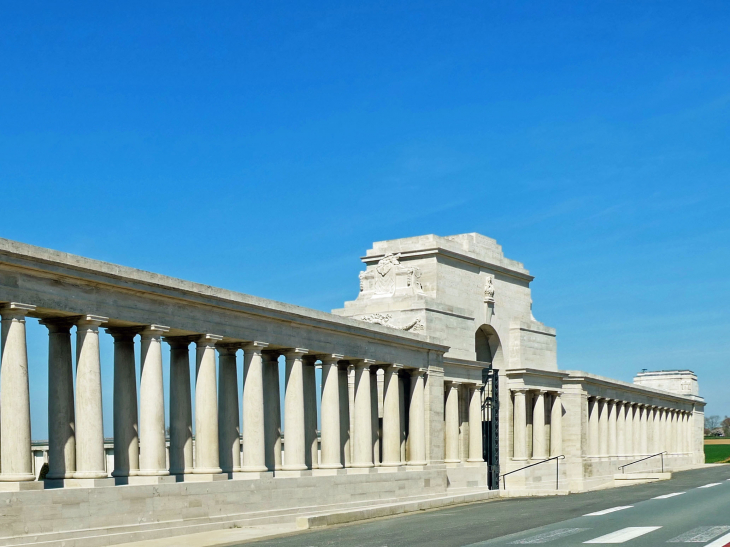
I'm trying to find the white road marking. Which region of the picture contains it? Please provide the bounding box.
[509,528,589,544]
[652,492,685,499]
[584,527,661,543]
[705,531,730,547]
[668,526,730,542]
[699,482,723,488]
[583,506,633,516]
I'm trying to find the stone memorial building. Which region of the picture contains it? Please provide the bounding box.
[0,233,705,546]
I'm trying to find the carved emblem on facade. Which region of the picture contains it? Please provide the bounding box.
[484,275,495,303]
[357,253,425,298]
[359,313,425,332]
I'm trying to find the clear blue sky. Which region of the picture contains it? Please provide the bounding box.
[1,2,728,438]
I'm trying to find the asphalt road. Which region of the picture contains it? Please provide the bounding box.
[242,465,730,546]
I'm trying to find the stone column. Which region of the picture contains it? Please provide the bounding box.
[444,382,461,463]
[588,397,600,456]
[75,315,109,479]
[241,342,269,472]
[467,384,483,462]
[263,351,282,471]
[670,410,677,453]
[0,303,36,481]
[607,400,617,458]
[338,363,352,467]
[679,412,687,453]
[624,403,634,456]
[616,401,625,457]
[352,360,374,468]
[550,392,562,457]
[407,368,427,466]
[656,408,664,453]
[283,348,308,471]
[512,389,527,461]
[218,344,241,473]
[304,357,318,469]
[381,364,403,466]
[319,355,343,469]
[167,337,194,475]
[370,366,380,466]
[640,406,649,454]
[399,374,407,463]
[139,325,169,476]
[532,390,546,460]
[633,405,642,455]
[598,398,608,457]
[42,318,76,480]
[107,328,138,477]
[194,334,223,474]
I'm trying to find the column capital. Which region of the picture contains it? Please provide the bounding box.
[244,341,269,352]
[107,326,141,340]
[387,363,405,370]
[0,302,36,317]
[164,335,197,348]
[353,358,376,371]
[550,390,564,396]
[512,388,528,394]
[262,349,282,362]
[196,333,223,347]
[40,316,77,332]
[76,315,109,329]
[410,367,427,376]
[319,354,344,365]
[284,348,309,358]
[447,380,461,387]
[140,325,170,338]
[217,343,241,355]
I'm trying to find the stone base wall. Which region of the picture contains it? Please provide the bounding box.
[0,469,447,547]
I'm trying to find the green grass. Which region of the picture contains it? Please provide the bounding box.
[705,444,730,463]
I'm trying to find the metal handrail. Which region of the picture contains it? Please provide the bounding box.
[500,455,565,490]
[617,451,667,474]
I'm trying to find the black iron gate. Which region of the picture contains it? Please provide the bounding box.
[482,366,499,489]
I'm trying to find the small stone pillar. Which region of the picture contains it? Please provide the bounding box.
[607,400,617,458]
[319,355,343,469]
[263,351,282,471]
[381,364,403,466]
[370,365,381,466]
[532,390,546,460]
[304,357,319,469]
[74,315,109,479]
[550,392,563,457]
[42,318,76,480]
[167,337,194,475]
[588,397,600,456]
[194,334,223,474]
[283,348,308,471]
[352,360,375,468]
[640,405,649,454]
[616,401,625,457]
[407,368,427,466]
[445,381,461,463]
[107,327,139,477]
[512,389,527,461]
[0,303,36,481]
[241,342,268,472]
[218,344,241,473]
[338,363,352,467]
[598,398,608,457]
[139,325,170,476]
[467,384,483,462]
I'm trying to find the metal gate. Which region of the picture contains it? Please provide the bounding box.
[482,366,499,489]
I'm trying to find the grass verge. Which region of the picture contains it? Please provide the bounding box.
[705,443,730,463]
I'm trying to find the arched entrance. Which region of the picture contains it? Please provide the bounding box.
[475,324,502,488]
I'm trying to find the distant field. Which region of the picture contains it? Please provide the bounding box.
[705,443,730,463]
[705,439,730,445]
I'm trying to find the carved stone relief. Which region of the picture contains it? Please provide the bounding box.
[358,313,425,332]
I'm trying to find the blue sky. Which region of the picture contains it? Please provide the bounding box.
[1,1,728,438]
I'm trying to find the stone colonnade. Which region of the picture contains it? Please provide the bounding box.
[586,396,693,457]
[443,381,484,464]
[0,302,453,483]
[511,389,563,461]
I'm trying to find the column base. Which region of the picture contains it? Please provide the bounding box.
[45,478,115,489]
[46,471,76,480]
[136,469,171,477]
[377,466,404,473]
[312,468,347,476]
[116,475,177,486]
[74,471,109,479]
[192,467,223,474]
[318,463,344,470]
[169,468,194,476]
[346,467,377,475]
[0,481,44,492]
[466,459,486,465]
[229,471,273,480]
[275,470,312,478]
[181,473,228,482]
[0,472,37,482]
[240,465,267,473]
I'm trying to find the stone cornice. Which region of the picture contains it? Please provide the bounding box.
[0,237,449,354]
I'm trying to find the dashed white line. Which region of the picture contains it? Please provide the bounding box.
[584,526,661,544]
[706,531,730,547]
[509,528,589,544]
[668,526,730,543]
[652,492,685,499]
[698,482,723,488]
[583,506,633,516]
